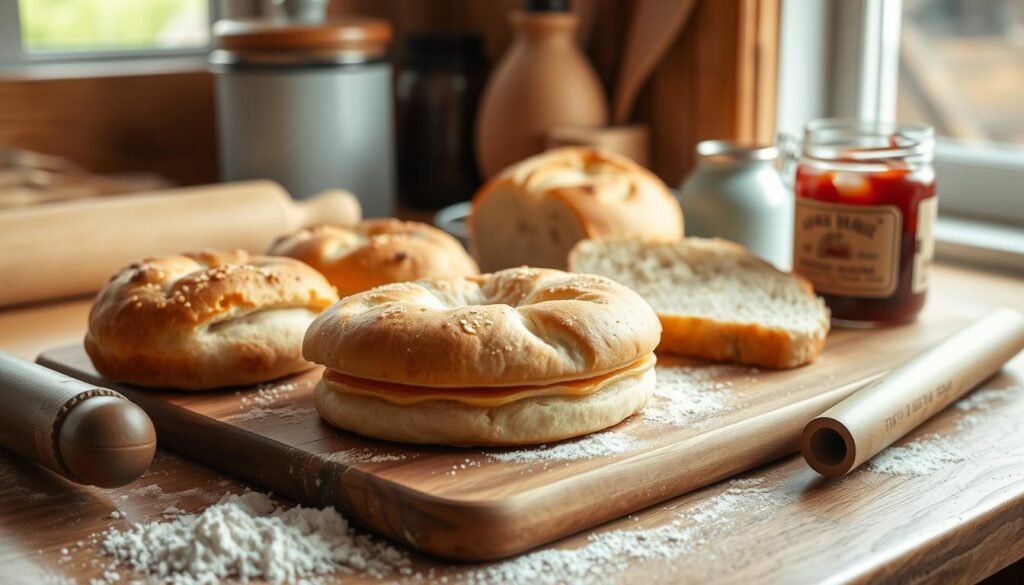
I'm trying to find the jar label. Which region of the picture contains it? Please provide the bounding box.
[913,196,938,294]
[793,199,902,297]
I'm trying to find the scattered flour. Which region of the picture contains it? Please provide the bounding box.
[238,382,299,410]
[120,483,221,512]
[866,384,1023,476]
[325,449,408,465]
[465,477,792,584]
[955,384,1024,430]
[225,404,315,423]
[643,364,746,427]
[866,434,965,477]
[97,491,409,585]
[485,431,644,463]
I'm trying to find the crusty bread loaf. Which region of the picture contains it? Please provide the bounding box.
[303,266,662,387]
[469,147,683,272]
[268,219,479,297]
[315,364,655,446]
[85,250,339,389]
[568,238,830,368]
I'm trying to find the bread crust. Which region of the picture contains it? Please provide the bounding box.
[303,267,662,387]
[85,250,339,389]
[314,365,655,446]
[568,238,830,369]
[469,147,683,271]
[269,219,479,297]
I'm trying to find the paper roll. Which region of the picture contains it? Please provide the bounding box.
[801,308,1024,477]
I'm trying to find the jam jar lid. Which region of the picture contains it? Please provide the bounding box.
[210,17,393,67]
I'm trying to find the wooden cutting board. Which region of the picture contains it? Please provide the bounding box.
[37,307,970,561]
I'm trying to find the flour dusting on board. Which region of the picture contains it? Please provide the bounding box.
[643,364,749,426]
[485,431,644,463]
[866,384,1023,477]
[955,384,1023,430]
[238,381,299,409]
[95,491,410,584]
[325,448,408,465]
[866,434,965,477]
[464,477,794,584]
[226,404,315,422]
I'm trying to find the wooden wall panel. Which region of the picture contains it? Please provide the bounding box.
[0,70,217,186]
[644,0,779,185]
[0,0,776,190]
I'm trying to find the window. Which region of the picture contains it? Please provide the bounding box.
[897,0,1024,225]
[898,0,1024,147]
[0,0,217,67]
[19,0,210,53]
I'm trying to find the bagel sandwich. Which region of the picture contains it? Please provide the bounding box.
[303,267,662,446]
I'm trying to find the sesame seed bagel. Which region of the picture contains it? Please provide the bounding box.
[268,219,480,297]
[303,267,662,388]
[85,250,339,390]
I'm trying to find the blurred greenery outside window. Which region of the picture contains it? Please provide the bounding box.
[18,0,210,53]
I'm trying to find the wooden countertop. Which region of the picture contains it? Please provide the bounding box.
[2,263,1023,584]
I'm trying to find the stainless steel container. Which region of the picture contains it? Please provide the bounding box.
[211,18,395,216]
[679,140,794,269]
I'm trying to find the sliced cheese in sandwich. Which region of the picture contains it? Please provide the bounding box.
[323,353,656,407]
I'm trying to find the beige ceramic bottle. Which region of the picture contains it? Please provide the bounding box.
[475,0,608,178]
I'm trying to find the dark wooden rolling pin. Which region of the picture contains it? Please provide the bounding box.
[0,352,156,487]
[0,180,361,307]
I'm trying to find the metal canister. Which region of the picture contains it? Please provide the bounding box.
[211,17,395,216]
[679,140,794,269]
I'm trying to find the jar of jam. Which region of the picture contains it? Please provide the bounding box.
[793,119,937,326]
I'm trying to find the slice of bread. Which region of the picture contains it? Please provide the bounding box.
[568,237,830,368]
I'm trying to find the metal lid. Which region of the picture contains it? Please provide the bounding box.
[211,17,392,66]
[696,140,778,165]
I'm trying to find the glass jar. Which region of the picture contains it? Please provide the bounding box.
[793,119,937,326]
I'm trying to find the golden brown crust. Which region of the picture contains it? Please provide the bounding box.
[85,250,339,389]
[468,147,684,270]
[657,315,826,369]
[303,267,662,387]
[268,219,479,297]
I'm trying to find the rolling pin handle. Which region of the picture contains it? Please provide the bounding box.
[0,352,156,488]
[289,190,362,229]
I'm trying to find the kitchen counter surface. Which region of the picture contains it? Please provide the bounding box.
[1,262,1022,584]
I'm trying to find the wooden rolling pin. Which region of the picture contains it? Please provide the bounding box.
[0,180,361,307]
[0,351,156,488]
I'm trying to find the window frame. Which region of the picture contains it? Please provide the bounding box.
[0,0,220,69]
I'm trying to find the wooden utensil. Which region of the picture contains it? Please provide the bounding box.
[0,351,155,488]
[0,180,361,307]
[38,307,967,560]
[802,308,1024,477]
[612,0,697,124]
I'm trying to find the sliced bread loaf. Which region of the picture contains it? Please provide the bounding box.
[568,238,830,368]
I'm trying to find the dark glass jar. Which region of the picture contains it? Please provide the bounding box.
[793,119,937,326]
[396,33,487,209]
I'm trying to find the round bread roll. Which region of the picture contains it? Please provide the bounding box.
[85,250,339,390]
[469,147,684,272]
[314,364,655,446]
[304,267,662,387]
[268,219,479,297]
[304,267,661,445]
